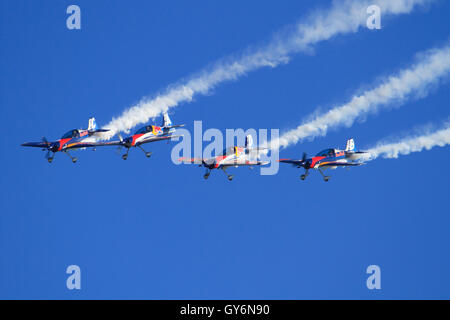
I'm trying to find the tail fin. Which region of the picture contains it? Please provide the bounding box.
[88,118,97,131]
[345,138,355,152]
[162,112,172,127]
[245,135,253,148]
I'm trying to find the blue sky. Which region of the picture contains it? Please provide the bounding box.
[1,0,449,299]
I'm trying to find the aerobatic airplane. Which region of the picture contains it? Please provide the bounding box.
[102,113,184,160]
[21,118,110,163]
[179,135,268,181]
[279,138,368,182]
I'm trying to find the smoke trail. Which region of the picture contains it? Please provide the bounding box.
[365,125,450,159]
[102,0,431,139]
[269,44,450,150]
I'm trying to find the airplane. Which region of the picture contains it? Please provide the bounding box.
[101,113,185,160]
[21,118,110,163]
[279,138,369,182]
[179,135,269,181]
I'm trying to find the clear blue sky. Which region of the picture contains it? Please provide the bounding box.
[1,0,449,299]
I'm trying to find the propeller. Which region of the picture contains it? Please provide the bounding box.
[40,137,59,161]
[115,133,133,155]
[41,137,49,151]
[114,133,124,155]
[45,150,52,160]
[301,152,311,169]
[40,137,59,154]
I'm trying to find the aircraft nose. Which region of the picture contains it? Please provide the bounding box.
[50,142,60,152]
[124,137,133,147]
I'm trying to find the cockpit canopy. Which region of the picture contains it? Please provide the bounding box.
[218,147,234,156]
[315,148,335,157]
[135,126,153,134]
[61,129,80,139]
[218,147,244,157]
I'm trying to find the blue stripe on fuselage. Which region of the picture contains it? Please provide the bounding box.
[317,154,346,164]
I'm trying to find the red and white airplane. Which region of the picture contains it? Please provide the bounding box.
[179,135,268,181]
[279,138,368,182]
[101,113,184,160]
[21,118,110,163]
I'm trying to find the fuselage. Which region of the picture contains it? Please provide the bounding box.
[307,149,348,169]
[125,125,171,147]
[205,146,250,168]
[50,129,94,152]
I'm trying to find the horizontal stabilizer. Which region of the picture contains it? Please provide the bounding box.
[92,128,110,133]
[165,124,185,129]
[178,157,204,164]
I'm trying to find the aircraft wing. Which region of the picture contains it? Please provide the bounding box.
[318,161,365,168]
[21,141,51,148]
[345,150,370,160]
[278,159,304,165]
[136,135,182,146]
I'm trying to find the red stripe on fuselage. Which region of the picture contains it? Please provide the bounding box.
[58,138,72,151]
[131,134,145,146]
[310,156,326,168]
[214,155,228,168]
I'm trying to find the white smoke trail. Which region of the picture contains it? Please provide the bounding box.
[269,44,450,150]
[102,0,432,139]
[365,125,450,159]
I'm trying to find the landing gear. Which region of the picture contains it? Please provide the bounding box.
[122,148,130,160]
[138,145,152,158]
[319,169,330,182]
[221,167,234,181]
[300,169,309,180]
[45,151,54,163]
[203,170,211,180]
[64,151,77,163]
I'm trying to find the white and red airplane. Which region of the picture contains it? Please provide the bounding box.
[101,113,184,160]
[279,138,368,182]
[22,118,110,163]
[179,135,268,181]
